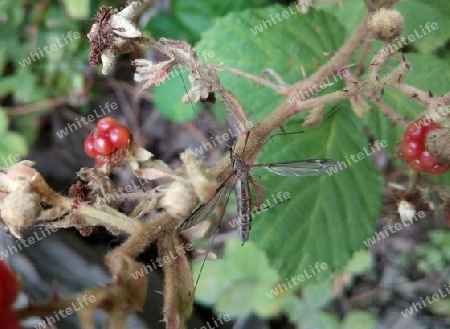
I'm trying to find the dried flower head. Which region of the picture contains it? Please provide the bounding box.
[160,180,198,220]
[88,2,145,74]
[368,8,405,42]
[426,128,450,164]
[2,187,41,239]
[182,71,211,103]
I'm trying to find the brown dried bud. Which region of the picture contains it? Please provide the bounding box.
[303,107,325,127]
[2,188,41,238]
[368,8,405,42]
[426,128,450,164]
[160,180,198,220]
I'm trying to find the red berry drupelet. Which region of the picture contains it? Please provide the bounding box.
[0,260,20,329]
[109,126,131,149]
[83,117,131,167]
[400,119,449,175]
[97,117,119,133]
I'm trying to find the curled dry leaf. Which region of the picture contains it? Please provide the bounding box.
[181,150,218,202]
[126,143,153,172]
[160,180,198,220]
[134,58,176,89]
[133,39,193,90]
[135,160,176,181]
[2,188,41,239]
[135,168,175,181]
[182,71,211,103]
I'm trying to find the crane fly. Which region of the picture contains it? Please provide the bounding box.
[177,146,338,244]
[174,57,339,243]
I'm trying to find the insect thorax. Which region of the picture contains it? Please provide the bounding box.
[231,152,251,179]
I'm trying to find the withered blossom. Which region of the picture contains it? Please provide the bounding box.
[87,2,145,74]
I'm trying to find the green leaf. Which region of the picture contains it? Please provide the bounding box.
[300,311,340,329]
[0,132,28,166]
[12,113,41,145]
[0,75,17,95]
[0,110,28,164]
[345,250,373,275]
[192,239,280,317]
[0,110,28,168]
[282,296,339,329]
[152,70,200,123]
[253,109,381,282]
[0,2,25,27]
[317,0,366,34]
[320,0,450,54]
[340,311,377,329]
[196,6,347,123]
[149,1,273,122]
[60,0,90,19]
[0,132,27,155]
[0,42,6,71]
[429,230,448,246]
[429,299,450,318]
[0,108,9,133]
[302,279,333,308]
[147,0,271,43]
[14,67,41,103]
[396,0,450,53]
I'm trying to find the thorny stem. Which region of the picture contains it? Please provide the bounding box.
[107,211,179,260]
[355,39,374,75]
[396,83,445,107]
[366,94,408,126]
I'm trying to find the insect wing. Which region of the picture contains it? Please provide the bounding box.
[177,187,225,231]
[256,159,338,177]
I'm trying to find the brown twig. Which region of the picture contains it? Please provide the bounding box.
[5,97,68,116]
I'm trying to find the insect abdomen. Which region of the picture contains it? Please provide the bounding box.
[235,178,252,244]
